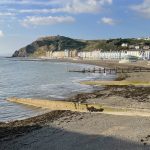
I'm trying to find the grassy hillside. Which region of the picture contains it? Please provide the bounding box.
[12,36,150,57]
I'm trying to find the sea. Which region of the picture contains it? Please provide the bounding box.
[0,57,115,122]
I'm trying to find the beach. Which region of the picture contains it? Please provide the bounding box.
[1,0,150,149]
[0,59,150,150]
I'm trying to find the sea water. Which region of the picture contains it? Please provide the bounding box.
[0,58,115,122]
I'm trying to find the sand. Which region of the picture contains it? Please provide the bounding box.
[0,59,150,150]
[1,112,150,150]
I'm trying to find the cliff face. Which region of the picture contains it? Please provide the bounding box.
[12,36,87,57]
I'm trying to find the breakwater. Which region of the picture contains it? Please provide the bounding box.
[8,97,150,117]
[8,97,103,112]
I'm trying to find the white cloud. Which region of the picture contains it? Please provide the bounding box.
[0,30,4,37]
[21,16,75,27]
[130,0,150,18]
[7,0,113,14]
[19,9,53,14]
[52,0,113,14]
[0,12,15,16]
[101,17,116,25]
[0,0,113,28]
[0,0,55,6]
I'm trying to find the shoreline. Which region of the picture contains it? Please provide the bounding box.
[8,57,150,69]
[1,58,150,149]
[7,56,150,70]
[1,57,112,122]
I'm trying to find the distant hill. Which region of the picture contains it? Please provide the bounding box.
[12,35,150,57]
[12,36,87,57]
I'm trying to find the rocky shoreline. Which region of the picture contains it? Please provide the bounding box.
[0,110,79,141]
[0,59,150,149]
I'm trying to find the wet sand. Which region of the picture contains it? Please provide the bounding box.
[0,59,150,150]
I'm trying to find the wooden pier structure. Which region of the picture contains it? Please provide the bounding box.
[68,67,150,74]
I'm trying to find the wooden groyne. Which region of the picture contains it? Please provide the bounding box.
[68,67,150,74]
[7,97,150,117]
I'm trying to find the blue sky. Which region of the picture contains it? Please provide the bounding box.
[0,0,150,56]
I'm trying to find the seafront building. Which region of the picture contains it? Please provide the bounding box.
[46,49,150,60]
[78,50,150,60]
[46,50,77,58]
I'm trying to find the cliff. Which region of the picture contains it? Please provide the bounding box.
[12,36,87,57]
[12,35,150,57]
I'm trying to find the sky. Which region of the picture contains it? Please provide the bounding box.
[0,0,150,56]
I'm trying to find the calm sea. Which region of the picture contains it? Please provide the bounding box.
[0,58,115,122]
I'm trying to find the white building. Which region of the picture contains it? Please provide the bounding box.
[144,37,150,40]
[121,43,128,47]
[135,45,140,50]
[143,46,149,50]
[78,50,150,60]
[129,45,135,49]
[46,49,150,60]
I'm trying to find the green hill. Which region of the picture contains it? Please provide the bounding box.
[12,35,150,57]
